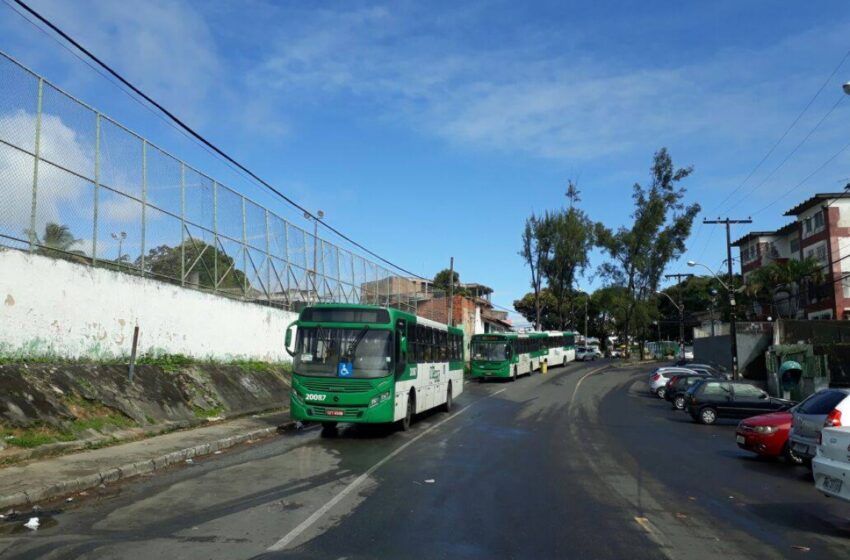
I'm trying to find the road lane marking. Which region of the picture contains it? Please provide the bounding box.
[267,387,507,551]
[570,364,612,404]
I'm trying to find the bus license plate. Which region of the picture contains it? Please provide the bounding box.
[326,410,344,417]
[823,476,843,493]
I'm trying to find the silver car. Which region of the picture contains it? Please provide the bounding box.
[789,388,850,461]
[649,367,706,399]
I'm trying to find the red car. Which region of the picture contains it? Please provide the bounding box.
[735,411,802,464]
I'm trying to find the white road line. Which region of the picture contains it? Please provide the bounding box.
[267,387,507,551]
[570,364,611,404]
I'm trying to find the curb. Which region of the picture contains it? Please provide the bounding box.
[0,421,296,510]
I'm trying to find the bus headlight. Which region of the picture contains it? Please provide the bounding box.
[369,392,391,407]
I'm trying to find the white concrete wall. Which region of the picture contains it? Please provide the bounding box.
[0,250,297,361]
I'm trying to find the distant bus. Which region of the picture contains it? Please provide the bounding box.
[470,331,577,381]
[285,304,464,431]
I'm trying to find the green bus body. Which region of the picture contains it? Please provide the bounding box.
[287,304,464,426]
[470,331,577,379]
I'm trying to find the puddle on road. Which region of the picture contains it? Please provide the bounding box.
[0,510,61,535]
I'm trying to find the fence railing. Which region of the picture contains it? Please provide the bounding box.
[0,51,423,314]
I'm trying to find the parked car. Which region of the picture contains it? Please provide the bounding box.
[664,374,711,410]
[608,348,622,359]
[588,345,603,359]
[576,347,596,361]
[649,367,706,399]
[685,380,794,425]
[735,411,801,464]
[813,426,850,502]
[788,388,850,462]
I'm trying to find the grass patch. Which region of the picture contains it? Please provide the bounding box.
[0,424,76,448]
[193,405,225,419]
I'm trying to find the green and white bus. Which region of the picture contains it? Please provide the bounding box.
[285,304,464,431]
[470,331,577,381]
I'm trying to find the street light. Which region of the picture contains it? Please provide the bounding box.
[688,259,742,379]
[655,290,685,360]
[111,231,126,263]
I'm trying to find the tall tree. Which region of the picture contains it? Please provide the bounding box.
[520,214,550,329]
[433,268,466,296]
[540,182,596,329]
[596,148,700,357]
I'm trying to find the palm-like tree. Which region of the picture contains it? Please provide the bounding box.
[746,257,823,318]
[25,222,87,262]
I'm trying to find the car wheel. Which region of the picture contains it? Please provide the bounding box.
[673,395,685,410]
[441,383,453,413]
[783,443,804,465]
[656,387,667,399]
[699,407,717,425]
[400,392,415,431]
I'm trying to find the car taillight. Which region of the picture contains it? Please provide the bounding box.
[651,373,660,381]
[824,409,842,427]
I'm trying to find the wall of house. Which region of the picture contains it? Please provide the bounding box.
[0,250,297,361]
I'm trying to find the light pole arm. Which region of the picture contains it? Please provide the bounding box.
[655,290,682,312]
[687,261,745,293]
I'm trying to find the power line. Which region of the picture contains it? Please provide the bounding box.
[710,46,850,215]
[10,0,431,282]
[725,94,847,214]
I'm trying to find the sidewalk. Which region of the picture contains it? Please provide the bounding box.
[0,410,293,510]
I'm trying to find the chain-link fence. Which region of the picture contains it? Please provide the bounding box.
[0,51,423,313]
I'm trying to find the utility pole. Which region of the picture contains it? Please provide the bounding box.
[584,296,588,347]
[448,257,454,327]
[664,273,693,361]
[704,217,752,379]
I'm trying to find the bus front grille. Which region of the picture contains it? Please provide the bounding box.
[301,379,374,393]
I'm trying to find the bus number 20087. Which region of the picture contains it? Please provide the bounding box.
[305,394,326,401]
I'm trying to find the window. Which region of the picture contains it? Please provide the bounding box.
[814,210,824,230]
[700,382,732,397]
[816,244,827,262]
[797,390,848,414]
[733,384,765,399]
[790,237,800,254]
[805,218,813,234]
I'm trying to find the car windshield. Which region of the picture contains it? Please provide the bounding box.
[472,341,510,361]
[293,327,393,378]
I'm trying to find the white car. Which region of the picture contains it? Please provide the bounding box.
[576,347,596,361]
[813,426,850,503]
[648,367,707,398]
[588,345,603,359]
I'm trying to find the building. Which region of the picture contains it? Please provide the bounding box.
[733,192,850,320]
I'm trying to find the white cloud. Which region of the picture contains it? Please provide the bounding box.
[0,110,91,242]
[24,0,222,127]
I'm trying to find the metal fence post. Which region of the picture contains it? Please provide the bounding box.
[213,180,218,293]
[140,140,147,275]
[92,113,101,264]
[180,162,186,287]
[241,195,248,296]
[264,208,271,304]
[28,77,44,250]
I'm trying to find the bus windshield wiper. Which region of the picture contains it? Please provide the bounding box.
[343,326,369,361]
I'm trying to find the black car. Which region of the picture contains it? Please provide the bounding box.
[685,380,794,425]
[664,374,709,410]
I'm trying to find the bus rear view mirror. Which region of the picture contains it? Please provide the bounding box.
[284,322,296,357]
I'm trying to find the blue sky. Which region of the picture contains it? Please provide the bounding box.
[3,0,850,323]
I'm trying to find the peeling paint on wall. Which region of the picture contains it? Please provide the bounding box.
[0,251,297,361]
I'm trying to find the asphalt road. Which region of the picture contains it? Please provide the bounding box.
[2,361,849,559]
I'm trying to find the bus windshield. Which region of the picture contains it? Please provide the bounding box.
[472,341,510,361]
[294,327,393,378]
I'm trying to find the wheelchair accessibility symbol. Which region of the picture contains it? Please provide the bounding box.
[337,361,353,378]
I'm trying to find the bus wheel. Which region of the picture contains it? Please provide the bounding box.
[441,382,453,413]
[400,392,415,431]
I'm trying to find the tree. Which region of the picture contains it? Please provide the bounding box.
[596,148,700,357]
[513,288,561,330]
[27,222,87,262]
[745,257,823,318]
[141,240,248,291]
[539,182,596,329]
[519,214,549,329]
[433,268,468,296]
